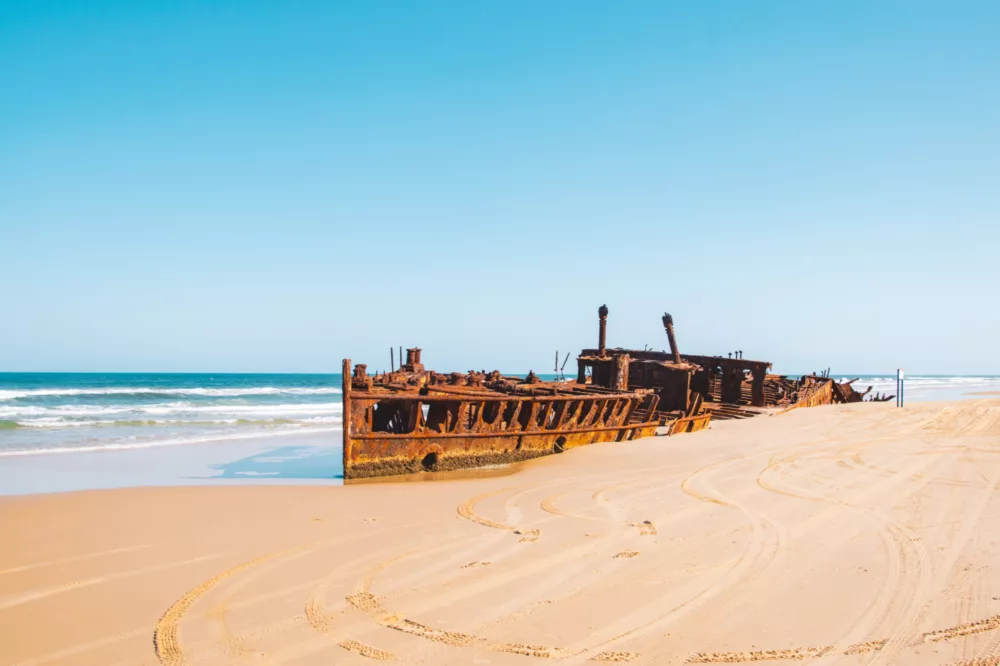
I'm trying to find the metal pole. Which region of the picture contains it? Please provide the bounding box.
[598,305,609,357]
[661,313,682,364]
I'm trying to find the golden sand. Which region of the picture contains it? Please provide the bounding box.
[4,399,1000,665]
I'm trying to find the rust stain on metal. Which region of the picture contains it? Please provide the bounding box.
[342,306,890,480]
[579,307,892,424]
[342,344,660,480]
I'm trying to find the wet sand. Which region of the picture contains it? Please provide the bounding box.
[0,431,341,496]
[3,399,1000,665]
[966,391,1000,396]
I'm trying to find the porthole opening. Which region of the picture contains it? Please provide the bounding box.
[421,452,439,471]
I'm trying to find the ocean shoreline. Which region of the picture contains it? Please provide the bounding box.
[0,430,343,496]
[2,372,1000,496]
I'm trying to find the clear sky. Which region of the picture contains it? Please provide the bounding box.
[2,1,998,375]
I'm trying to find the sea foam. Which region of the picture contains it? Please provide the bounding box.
[0,387,342,401]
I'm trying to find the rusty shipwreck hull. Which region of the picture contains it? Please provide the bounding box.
[342,357,660,480]
[779,374,894,413]
[577,305,893,424]
[342,307,892,480]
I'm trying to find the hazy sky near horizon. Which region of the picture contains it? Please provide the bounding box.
[3,1,998,375]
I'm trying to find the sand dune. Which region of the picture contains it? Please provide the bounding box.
[3,399,1000,665]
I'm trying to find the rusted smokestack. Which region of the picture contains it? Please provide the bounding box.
[598,304,609,357]
[662,313,681,364]
[403,347,424,372]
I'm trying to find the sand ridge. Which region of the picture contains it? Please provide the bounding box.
[4,399,1000,664]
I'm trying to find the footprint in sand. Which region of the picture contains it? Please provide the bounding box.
[346,591,383,612]
[462,561,492,569]
[628,520,657,536]
[593,651,641,662]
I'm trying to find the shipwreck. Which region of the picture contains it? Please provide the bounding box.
[341,306,891,480]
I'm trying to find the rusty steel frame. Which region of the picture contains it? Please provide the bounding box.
[342,358,660,480]
[340,306,891,481]
[577,305,892,425]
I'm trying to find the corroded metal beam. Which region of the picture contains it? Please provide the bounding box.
[661,312,681,364]
[598,304,609,357]
[342,351,660,479]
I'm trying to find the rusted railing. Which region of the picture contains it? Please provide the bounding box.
[347,393,656,439]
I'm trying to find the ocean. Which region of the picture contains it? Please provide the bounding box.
[0,373,343,457]
[830,374,1000,403]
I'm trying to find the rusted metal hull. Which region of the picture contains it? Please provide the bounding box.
[341,306,888,480]
[345,426,660,479]
[342,358,661,480]
[779,376,895,413]
[667,413,712,435]
[780,379,836,412]
[579,306,896,420]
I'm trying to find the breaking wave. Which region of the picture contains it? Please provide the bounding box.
[9,416,343,429]
[0,386,341,401]
[833,375,1000,401]
[0,374,345,458]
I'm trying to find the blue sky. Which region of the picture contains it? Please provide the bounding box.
[2,1,998,375]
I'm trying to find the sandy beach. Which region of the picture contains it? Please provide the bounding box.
[3,400,1000,666]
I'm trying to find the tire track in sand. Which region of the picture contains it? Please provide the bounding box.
[679,607,1000,663]
[0,553,224,611]
[302,533,497,662]
[640,427,937,664]
[203,523,436,662]
[457,486,544,542]
[755,442,938,665]
[7,628,149,666]
[355,483,656,665]
[457,487,518,531]
[861,442,961,666]
[339,551,572,659]
[206,543,338,660]
[303,549,421,661]
[540,492,607,524]
[340,482,575,632]
[153,549,300,666]
[560,456,781,663]
[587,408,946,663]
[0,544,152,576]
[540,466,689,525]
[408,472,684,664]
[922,454,998,613]
[682,436,975,664]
